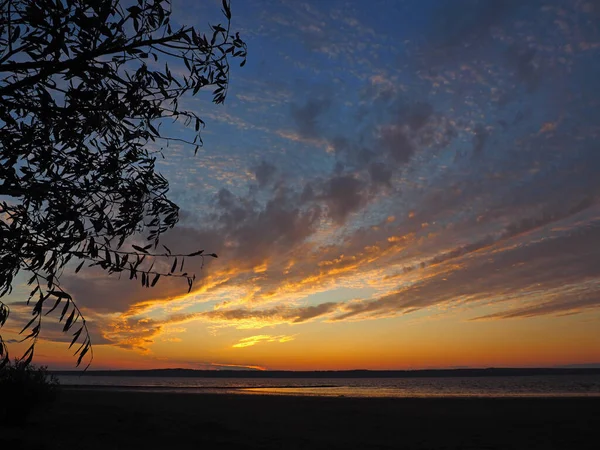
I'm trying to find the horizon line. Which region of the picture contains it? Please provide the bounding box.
[52,365,600,373]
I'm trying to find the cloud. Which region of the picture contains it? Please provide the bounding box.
[216,187,322,263]
[53,111,600,354]
[331,216,600,322]
[379,124,415,165]
[0,301,112,348]
[253,160,277,188]
[428,0,520,55]
[60,226,225,314]
[368,162,392,187]
[475,286,600,320]
[404,102,434,132]
[198,302,341,329]
[291,97,331,138]
[347,100,440,173]
[320,174,367,224]
[57,153,600,349]
[505,45,543,92]
[90,301,340,351]
[472,124,489,156]
[232,334,295,348]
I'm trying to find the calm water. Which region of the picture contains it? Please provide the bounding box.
[58,375,600,398]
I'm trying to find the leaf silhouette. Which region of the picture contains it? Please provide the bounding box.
[0,0,246,369]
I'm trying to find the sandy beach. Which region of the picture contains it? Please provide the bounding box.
[2,389,599,449]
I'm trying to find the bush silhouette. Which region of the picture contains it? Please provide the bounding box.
[0,360,59,425]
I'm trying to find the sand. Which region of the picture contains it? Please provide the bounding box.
[2,389,599,449]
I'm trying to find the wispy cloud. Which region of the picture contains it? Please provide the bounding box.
[232,334,295,348]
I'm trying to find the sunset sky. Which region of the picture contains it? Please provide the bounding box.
[4,0,600,370]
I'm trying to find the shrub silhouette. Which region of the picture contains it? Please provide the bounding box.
[0,360,59,425]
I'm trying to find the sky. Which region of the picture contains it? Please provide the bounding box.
[4,0,600,370]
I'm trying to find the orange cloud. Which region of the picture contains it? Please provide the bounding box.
[232,334,295,348]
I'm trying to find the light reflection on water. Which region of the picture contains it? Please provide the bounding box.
[58,375,600,398]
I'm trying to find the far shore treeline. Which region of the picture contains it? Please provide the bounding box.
[52,368,600,378]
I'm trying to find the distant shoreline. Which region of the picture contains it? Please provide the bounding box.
[53,367,600,378]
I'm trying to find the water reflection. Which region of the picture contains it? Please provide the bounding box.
[58,375,600,398]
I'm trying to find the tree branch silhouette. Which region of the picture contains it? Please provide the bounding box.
[0,0,246,369]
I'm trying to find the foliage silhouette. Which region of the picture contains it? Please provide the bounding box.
[0,359,59,425]
[0,0,246,368]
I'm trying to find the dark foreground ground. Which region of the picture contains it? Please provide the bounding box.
[2,389,600,449]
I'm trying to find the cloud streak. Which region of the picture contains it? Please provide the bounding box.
[232,334,295,348]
